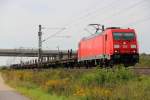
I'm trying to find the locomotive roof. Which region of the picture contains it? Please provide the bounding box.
[81,31,104,40]
[81,28,134,41]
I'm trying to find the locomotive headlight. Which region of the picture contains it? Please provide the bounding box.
[131,45,136,48]
[115,50,118,53]
[132,49,137,53]
[114,44,120,48]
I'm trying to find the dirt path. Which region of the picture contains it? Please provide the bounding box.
[0,73,29,100]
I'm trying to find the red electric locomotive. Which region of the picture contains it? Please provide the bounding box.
[78,27,139,67]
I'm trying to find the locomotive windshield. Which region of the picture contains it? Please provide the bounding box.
[113,32,135,40]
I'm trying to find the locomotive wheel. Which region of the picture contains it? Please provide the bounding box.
[109,60,114,68]
[124,64,129,67]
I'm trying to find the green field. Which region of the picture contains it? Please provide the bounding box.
[1,67,150,100]
[135,53,150,67]
[0,54,150,100]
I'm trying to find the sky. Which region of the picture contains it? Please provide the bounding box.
[0,0,150,66]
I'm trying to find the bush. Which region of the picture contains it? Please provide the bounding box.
[81,67,135,86]
[0,66,9,70]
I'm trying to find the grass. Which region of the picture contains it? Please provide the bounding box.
[1,53,150,100]
[1,67,150,100]
[15,86,67,100]
[80,68,135,86]
[111,75,150,100]
[136,53,150,67]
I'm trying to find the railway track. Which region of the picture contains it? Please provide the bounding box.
[129,67,150,75]
[12,66,150,75]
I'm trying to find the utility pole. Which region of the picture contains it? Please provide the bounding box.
[38,24,42,67]
[37,25,67,67]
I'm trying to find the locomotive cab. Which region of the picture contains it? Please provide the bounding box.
[78,26,139,68]
[112,29,139,66]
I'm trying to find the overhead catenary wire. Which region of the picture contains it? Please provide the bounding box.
[42,0,143,38]
[84,28,93,35]
[56,0,122,37]
[53,0,119,34]
[87,0,148,33]
[42,28,66,42]
[59,0,146,36]
[73,0,145,25]
[123,16,150,27]
[92,0,146,24]
[100,0,146,22]
[42,0,148,44]
[63,0,120,28]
